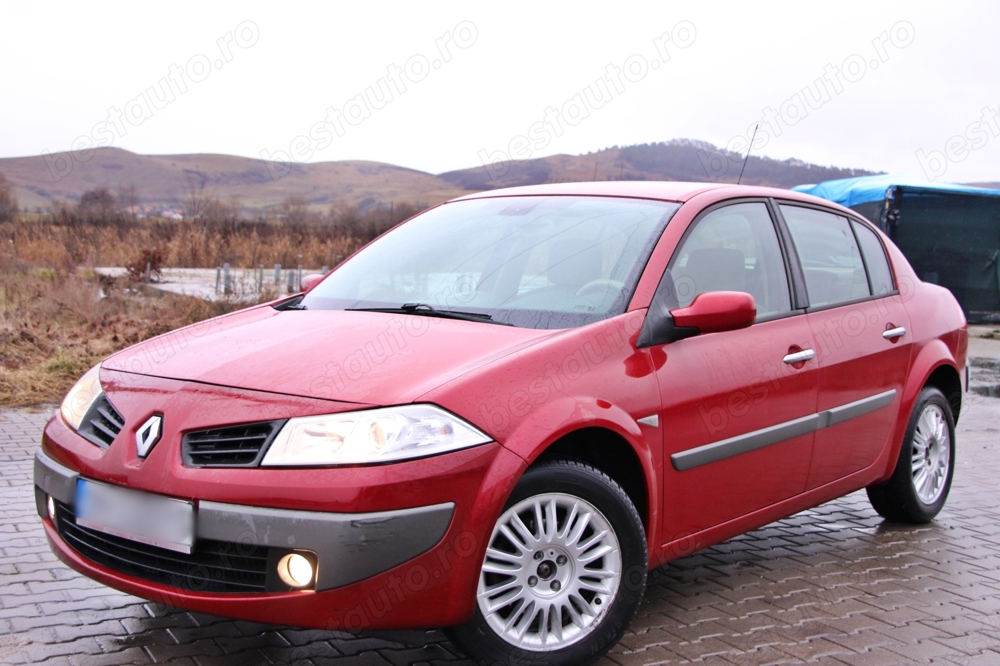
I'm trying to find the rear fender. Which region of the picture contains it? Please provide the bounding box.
[876,339,960,483]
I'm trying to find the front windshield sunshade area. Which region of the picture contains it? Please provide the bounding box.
[302,196,681,329]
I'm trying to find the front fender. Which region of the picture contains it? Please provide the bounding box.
[498,394,663,560]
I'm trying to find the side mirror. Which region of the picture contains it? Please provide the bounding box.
[670,291,756,334]
[636,289,756,348]
[300,273,324,293]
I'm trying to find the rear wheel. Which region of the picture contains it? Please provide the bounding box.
[867,386,955,523]
[448,460,646,666]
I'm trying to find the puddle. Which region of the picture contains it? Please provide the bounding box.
[970,357,1000,398]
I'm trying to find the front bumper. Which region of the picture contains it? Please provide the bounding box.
[35,451,455,592]
[36,370,528,630]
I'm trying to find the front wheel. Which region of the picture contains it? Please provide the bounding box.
[448,460,647,666]
[867,386,956,523]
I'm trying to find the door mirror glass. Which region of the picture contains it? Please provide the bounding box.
[670,291,756,334]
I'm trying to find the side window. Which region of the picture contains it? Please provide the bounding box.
[780,205,870,308]
[851,221,894,295]
[671,202,791,317]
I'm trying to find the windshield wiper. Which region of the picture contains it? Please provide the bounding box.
[347,303,512,326]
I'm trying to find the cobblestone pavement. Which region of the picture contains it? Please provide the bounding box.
[2,396,999,666]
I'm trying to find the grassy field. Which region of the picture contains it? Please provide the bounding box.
[0,208,407,406]
[0,260,267,407]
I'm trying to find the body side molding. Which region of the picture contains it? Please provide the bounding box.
[671,390,897,471]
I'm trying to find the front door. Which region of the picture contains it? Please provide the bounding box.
[651,201,820,543]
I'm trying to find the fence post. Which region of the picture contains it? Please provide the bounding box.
[144,261,151,283]
[274,264,281,285]
[321,265,328,274]
[223,263,232,295]
[297,264,303,291]
[215,266,221,294]
[286,269,295,293]
[258,264,264,292]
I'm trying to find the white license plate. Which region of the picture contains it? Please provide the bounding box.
[74,479,195,554]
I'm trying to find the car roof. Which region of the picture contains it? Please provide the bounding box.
[449,181,858,213]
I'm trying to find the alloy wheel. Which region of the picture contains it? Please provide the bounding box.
[477,492,622,651]
[911,403,951,505]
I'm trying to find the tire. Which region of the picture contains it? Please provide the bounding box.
[867,386,956,523]
[448,459,647,666]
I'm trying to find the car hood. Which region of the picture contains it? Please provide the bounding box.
[102,305,558,405]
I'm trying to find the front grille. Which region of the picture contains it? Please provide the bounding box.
[54,501,268,593]
[181,420,285,467]
[78,394,125,448]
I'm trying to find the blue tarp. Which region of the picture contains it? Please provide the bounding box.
[792,173,1000,208]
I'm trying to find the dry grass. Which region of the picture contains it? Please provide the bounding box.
[0,208,421,406]
[1,218,371,269]
[0,259,266,407]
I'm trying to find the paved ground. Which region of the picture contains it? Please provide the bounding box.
[3,391,1000,665]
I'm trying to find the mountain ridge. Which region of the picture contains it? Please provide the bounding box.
[0,139,880,213]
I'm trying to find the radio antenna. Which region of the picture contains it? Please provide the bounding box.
[737,124,759,185]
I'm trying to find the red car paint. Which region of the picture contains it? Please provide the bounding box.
[39,182,967,631]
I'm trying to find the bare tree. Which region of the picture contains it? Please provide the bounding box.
[201,196,241,225]
[77,186,118,221]
[0,171,19,222]
[181,172,209,220]
[117,182,139,219]
[282,195,310,226]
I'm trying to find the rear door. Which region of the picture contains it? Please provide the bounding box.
[777,204,912,488]
[653,201,821,542]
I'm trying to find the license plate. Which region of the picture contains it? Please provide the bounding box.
[74,479,195,554]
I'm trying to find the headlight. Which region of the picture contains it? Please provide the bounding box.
[60,363,103,431]
[260,404,492,466]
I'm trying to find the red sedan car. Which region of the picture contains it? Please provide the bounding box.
[36,182,966,665]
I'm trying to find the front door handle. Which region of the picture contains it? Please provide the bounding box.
[783,349,816,364]
[883,326,906,340]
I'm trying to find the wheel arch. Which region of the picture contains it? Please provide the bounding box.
[878,339,963,482]
[531,426,651,536]
[924,363,963,424]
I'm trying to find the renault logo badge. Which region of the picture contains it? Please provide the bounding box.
[136,415,163,459]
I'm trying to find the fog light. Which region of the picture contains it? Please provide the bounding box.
[277,553,314,588]
[47,495,56,522]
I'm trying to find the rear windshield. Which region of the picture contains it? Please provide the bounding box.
[302,195,680,329]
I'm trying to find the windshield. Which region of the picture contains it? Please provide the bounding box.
[302,195,680,329]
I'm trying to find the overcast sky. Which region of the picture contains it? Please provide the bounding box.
[3,1,999,183]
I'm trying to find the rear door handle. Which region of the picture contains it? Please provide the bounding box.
[783,349,816,364]
[882,326,906,340]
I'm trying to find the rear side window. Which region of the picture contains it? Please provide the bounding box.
[851,221,894,295]
[671,202,792,317]
[780,205,870,308]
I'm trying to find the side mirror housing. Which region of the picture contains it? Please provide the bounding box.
[670,291,756,334]
[637,287,756,348]
[300,273,324,293]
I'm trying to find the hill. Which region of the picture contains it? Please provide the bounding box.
[440,140,875,191]
[0,140,878,214]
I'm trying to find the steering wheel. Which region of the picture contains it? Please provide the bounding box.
[575,279,626,297]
